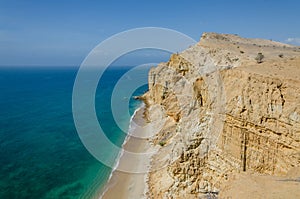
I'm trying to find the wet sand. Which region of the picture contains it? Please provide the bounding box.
[101,107,155,199]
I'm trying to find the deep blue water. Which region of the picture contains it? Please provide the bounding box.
[0,66,148,199]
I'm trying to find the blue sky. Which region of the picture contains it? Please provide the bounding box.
[1,0,300,66]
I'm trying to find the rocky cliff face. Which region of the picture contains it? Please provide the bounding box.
[143,33,300,198]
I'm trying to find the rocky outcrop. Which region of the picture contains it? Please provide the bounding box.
[143,33,300,198]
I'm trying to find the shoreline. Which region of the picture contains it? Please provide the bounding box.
[99,105,155,199]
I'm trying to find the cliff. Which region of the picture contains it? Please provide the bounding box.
[143,33,300,198]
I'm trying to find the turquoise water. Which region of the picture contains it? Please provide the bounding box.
[0,66,148,199]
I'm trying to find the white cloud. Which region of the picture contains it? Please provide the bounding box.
[286,37,300,44]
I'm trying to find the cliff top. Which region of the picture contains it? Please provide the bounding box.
[192,32,300,81]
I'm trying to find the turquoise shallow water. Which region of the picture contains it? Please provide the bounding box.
[0,66,148,199]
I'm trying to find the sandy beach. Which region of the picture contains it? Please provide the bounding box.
[101,106,155,199]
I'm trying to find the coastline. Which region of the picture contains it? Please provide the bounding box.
[100,105,154,199]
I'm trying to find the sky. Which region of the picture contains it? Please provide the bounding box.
[0,0,300,66]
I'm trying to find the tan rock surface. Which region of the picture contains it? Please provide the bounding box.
[219,168,300,199]
[143,33,300,198]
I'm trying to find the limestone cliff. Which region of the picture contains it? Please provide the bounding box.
[143,33,300,198]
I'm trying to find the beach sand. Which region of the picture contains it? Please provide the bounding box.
[101,107,154,199]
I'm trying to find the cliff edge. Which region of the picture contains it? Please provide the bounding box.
[143,33,300,198]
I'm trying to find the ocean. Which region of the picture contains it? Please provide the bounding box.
[0,66,148,199]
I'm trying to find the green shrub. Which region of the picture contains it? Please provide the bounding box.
[158,141,166,146]
[255,53,264,63]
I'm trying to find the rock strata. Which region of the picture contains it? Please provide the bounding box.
[143,33,300,198]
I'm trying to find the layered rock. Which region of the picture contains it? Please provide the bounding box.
[143,33,300,198]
